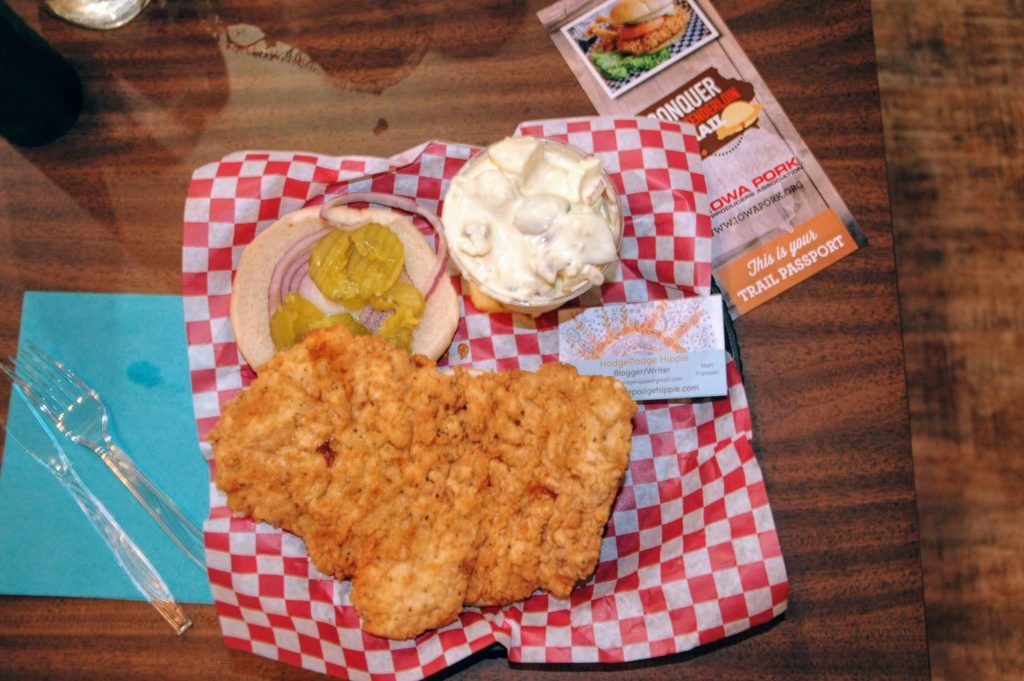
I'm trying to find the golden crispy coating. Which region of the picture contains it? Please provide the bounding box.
[211,326,636,639]
[617,7,690,55]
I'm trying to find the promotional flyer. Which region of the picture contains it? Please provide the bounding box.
[538,0,867,316]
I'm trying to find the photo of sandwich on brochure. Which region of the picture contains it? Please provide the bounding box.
[565,0,719,98]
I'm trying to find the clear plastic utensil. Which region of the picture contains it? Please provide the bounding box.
[0,390,191,634]
[41,0,149,30]
[0,343,206,570]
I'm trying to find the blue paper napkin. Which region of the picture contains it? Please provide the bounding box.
[0,292,212,604]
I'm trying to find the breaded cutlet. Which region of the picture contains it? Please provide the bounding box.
[211,325,636,639]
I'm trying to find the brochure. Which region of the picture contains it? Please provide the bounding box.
[538,0,867,316]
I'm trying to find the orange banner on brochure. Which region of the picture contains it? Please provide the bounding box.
[715,209,858,315]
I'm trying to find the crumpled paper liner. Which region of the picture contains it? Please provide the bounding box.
[181,117,788,680]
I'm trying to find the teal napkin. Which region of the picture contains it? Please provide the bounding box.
[0,292,212,604]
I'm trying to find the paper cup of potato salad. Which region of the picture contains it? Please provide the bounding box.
[442,136,623,316]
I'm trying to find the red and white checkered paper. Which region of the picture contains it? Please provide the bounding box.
[182,117,788,680]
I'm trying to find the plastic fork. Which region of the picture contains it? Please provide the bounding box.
[0,387,192,634]
[1,343,205,570]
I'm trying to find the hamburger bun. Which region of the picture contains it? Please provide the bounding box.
[231,205,459,371]
[610,0,674,25]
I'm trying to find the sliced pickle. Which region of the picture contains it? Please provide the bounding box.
[270,293,323,350]
[376,313,416,351]
[369,280,425,317]
[309,229,360,301]
[270,292,368,351]
[347,223,404,298]
[369,280,425,352]
[309,313,370,336]
[340,296,369,312]
[309,224,405,303]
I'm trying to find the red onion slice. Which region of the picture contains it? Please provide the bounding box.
[267,228,330,316]
[297,275,348,315]
[321,192,450,300]
[357,306,389,332]
[585,177,607,205]
[284,255,307,296]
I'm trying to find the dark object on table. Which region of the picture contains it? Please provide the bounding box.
[713,278,743,375]
[0,0,83,146]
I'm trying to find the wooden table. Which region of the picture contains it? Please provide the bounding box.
[0,0,929,678]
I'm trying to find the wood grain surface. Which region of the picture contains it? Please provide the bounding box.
[0,0,928,679]
[873,1,1024,679]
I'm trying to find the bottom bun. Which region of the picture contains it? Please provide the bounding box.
[231,205,459,370]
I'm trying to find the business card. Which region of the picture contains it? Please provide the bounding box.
[558,296,727,401]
